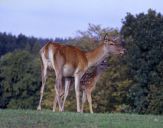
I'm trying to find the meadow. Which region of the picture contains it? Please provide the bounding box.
[0,109,162,128]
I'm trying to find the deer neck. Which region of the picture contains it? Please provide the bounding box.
[85,44,108,68]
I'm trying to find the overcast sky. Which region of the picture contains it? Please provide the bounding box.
[0,0,163,39]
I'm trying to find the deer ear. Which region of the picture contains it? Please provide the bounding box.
[104,34,109,40]
[104,34,109,43]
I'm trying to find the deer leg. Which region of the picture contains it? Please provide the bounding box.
[51,55,64,112]
[37,63,47,110]
[53,85,58,112]
[55,73,63,112]
[81,91,86,113]
[86,90,93,113]
[53,95,57,112]
[74,74,83,112]
[53,83,65,112]
[53,94,64,112]
[61,79,71,112]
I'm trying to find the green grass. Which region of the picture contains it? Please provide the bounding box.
[0,109,163,128]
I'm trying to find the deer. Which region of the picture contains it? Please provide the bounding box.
[37,34,125,112]
[53,58,109,113]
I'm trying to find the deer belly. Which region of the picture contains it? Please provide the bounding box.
[63,65,75,77]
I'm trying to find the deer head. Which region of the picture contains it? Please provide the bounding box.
[103,34,125,55]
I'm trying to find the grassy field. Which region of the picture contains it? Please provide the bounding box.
[0,109,163,128]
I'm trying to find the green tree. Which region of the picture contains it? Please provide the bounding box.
[0,50,41,109]
[0,32,42,57]
[121,9,163,114]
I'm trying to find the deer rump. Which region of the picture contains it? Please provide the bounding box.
[41,43,88,77]
[39,42,89,112]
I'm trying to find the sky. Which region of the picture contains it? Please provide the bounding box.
[0,0,163,39]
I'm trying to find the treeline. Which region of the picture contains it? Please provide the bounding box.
[0,32,72,57]
[0,9,162,114]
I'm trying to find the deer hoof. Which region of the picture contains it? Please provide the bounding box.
[37,106,41,111]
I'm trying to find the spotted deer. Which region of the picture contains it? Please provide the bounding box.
[37,34,125,112]
[53,58,109,113]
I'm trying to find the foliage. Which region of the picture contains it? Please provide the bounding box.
[93,57,132,113]
[121,9,163,114]
[0,32,51,57]
[0,50,41,108]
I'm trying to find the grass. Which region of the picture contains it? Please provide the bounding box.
[0,109,163,128]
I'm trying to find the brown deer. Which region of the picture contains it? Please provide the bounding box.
[37,34,125,112]
[53,58,109,113]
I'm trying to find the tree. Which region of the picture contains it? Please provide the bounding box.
[121,9,163,114]
[0,32,42,57]
[0,50,41,109]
